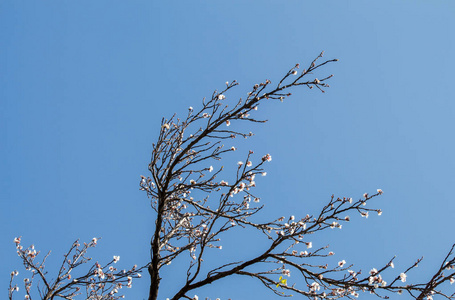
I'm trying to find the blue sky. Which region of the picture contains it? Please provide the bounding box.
[1,1,455,299]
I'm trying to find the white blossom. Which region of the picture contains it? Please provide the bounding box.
[262,154,272,162]
[310,282,320,291]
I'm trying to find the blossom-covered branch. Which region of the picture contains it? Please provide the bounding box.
[142,53,455,300]
[9,237,142,300]
[142,52,335,300]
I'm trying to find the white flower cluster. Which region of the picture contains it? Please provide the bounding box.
[368,268,388,287]
[262,154,272,162]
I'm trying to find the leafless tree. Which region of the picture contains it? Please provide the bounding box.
[141,52,455,300]
[9,53,455,300]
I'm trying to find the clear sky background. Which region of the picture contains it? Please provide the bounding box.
[1,1,455,299]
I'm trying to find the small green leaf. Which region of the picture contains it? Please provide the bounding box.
[276,275,287,288]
